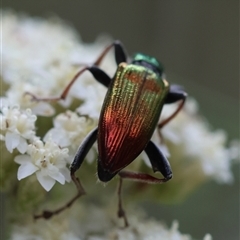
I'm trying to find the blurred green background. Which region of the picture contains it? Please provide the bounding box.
[2,1,239,239]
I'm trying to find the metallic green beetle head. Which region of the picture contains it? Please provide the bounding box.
[132,53,164,76]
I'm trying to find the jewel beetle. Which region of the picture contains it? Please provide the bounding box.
[28,41,187,226]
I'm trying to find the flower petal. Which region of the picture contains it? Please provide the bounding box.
[59,168,71,182]
[5,132,20,153]
[44,128,71,147]
[14,154,31,164]
[32,102,55,116]
[48,170,65,185]
[17,137,28,154]
[17,162,38,180]
[36,171,55,191]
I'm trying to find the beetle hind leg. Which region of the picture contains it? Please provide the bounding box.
[117,170,171,228]
[116,140,172,227]
[117,177,129,228]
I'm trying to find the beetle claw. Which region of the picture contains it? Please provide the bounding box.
[118,209,129,228]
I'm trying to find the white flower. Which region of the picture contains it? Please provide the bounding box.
[76,83,107,120]
[158,98,234,183]
[2,82,55,116]
[10,205,212,240]
[1,11,81,112]
[14,139,70,191]
[1,11,80,86]
[1,11,115,115]
[228,140,240,163]
[44,110,96,163]
[0,103,37,153]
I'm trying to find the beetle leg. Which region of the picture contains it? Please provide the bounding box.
[70,127,98,172]
[113,41,128,65]
[25,66,112,101]
[158,87,187,129]
[34,179,86,220]
[34,127,98,220]
[119,170,171,183]
[74,40,127,67]
[145,140,172,179]
[92,40,127,66]
[117,177,129,227]
[119,140,172,183]
[25,41,127,101]
[116,140,172,227]
[117,171,170,227]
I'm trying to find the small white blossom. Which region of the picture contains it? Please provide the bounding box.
[1,11,114,115]
[76,83,107,120]
[14,139,70,191]
[0,103,37,153]
[159,98,234,183]
[10,205,211,240]
[3,82,55,116]
[228,140,240,163]
[44,110,96,163]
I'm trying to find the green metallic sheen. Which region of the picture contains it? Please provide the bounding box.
[133,53,164,73]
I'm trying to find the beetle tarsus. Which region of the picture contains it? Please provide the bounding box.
[33,173,86,220]
[117,177,129,228]
[158,98,186,129]
[118,208,129,228]
[24,91,63,102]
[34,210,54,220]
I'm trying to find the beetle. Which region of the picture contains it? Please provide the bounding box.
[27,41,187,226]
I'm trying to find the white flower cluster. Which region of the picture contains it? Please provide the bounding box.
[1,11,112,191]
[14,139,70,191]
[44,110,96,162]
[0,101,70,191]
[1,11,237,239]
[10,205,212,240]
[159,98,235,183]
[1,11,112,116]
[0,103,36,153]
[1,10,237,194]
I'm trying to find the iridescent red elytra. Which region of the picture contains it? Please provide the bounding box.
[27,41,187,227]
[98,62,169,179]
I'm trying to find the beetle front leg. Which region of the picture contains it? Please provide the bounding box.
[92,40,127,66]
[158,86,187,129]
[25,41,127,101]
[34,127,98,220]
[74,41,127,70]
[25,66,112,101]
